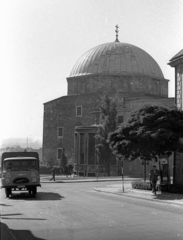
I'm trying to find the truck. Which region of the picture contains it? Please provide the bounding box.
[1,152,41,198]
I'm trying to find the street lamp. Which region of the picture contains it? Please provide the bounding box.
[121,158,124,193]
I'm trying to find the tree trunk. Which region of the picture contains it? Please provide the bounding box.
[144,160,146,181]
[107,156,110,176]
[108,162,110,176]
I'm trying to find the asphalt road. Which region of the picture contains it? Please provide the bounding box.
[1,181,183,240]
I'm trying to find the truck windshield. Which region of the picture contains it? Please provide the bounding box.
[3,160,37,172]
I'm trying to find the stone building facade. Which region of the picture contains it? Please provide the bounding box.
[43,39,175,176]
[169,49,183,184]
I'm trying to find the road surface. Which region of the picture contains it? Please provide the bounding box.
[1,181,183,240]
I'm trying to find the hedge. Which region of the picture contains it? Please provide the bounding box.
[131,180,183,194]
[131,180,151,190]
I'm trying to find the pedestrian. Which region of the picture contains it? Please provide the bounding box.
[149,165,159,194]
[50,166,56,181]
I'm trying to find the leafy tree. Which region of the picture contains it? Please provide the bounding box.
[95,94,117,176]
[46,149,56,167]
[60,148,68,174]
[5,145,22,152]
[65,164,74,177]
[109,105,183,162]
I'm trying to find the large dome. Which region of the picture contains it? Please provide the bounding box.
[70,42,164,79]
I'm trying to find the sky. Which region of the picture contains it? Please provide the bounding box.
[0,0,183,145]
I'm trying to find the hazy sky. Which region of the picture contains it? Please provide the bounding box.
[0,0,183,143]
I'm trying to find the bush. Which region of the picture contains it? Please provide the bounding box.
[132,181,183,194]
[131,180,151,190]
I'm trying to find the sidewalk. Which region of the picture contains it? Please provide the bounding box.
[94,183,183,206]
[40,175,141,183]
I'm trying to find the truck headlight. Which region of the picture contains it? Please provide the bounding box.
[31,172,36,177]
[32,178,37,182]
[6,179,10,184]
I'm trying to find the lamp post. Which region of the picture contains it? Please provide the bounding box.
[144,159,146,182]
[96,151,99,181]
[121,157,124,193]
[96,149,98,181]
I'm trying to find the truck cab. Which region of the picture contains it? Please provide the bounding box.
[1,152,41,198]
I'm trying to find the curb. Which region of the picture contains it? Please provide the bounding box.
[93,187,183,207]
[40,177,141,183]
[41,179,124,183]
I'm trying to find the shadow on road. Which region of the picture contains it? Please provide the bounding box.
[1,222,45,240]
[0,222,13,240]
[1,213,22,216]
[1,216,46,220]
[11,229,46,240]
[0,203,12,206]
[1,213,46,221]
[9,192,64,201]
[154,193,183,201]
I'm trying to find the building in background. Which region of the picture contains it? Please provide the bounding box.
[43,27,175,176]
[168,49,183,110]
[169,49,183,184]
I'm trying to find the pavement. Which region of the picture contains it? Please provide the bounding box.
[94,183,183,206]
[1,175,183,240]
[41,175,183,206]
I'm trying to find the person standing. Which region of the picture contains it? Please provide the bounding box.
[149,165,159,194]
[50,166,56,181]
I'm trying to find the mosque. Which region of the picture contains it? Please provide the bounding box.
[42,26,175,176]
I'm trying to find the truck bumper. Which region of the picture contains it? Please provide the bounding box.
[1,184,41,189]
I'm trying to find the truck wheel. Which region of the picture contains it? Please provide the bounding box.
[32,187,37,196]
[28,189,32,195]
[5,188,11,198]
[29,187,37,197]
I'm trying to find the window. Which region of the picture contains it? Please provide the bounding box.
[21,160,37,171]
[4,160,20,171]
[154,81,159,93]
[117,116,124,124]
[58,148,62,160]
[3,160,37,171]
[58,127,63,137]
[76,106,82,117]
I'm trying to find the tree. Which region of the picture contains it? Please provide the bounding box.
[46,149,56,167]
[60,148,68,174]
[109,105,183,162]
[95,94,117,176]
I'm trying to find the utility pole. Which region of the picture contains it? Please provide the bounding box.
[121,159,124,193]
[144,159,146,181]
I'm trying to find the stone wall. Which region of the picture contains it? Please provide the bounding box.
[67,74,168,97]
[43,91,174,171]
[43,93,102,164]
[174,152,183,184]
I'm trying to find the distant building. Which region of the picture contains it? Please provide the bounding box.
[43,27,175,176]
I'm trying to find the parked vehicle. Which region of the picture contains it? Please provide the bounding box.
[1,152,41,198]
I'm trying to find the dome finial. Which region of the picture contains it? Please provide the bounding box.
[115,25,119,42]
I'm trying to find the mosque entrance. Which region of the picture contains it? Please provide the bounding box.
[74,126,98,176]
[74,126,118,176]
